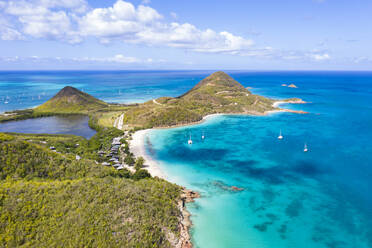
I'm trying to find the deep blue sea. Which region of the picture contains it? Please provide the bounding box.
[1,71,371,247]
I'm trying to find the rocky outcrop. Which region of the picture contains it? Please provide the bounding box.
[176,189,200,248]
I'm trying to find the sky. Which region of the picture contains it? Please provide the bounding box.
[0,0,371,70]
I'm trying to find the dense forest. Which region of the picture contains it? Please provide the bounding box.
[0,130,182,247]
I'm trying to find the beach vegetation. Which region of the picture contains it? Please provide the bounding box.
[132,169,152,180]
[135,156,145,170]
[124,152,135,166]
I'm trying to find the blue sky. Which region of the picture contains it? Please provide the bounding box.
[0,0,371,70]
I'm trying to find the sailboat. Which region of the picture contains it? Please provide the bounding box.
[201,131,205,140]
[278,130,283,140]
[188,134,193,144]
[304,143,308,152]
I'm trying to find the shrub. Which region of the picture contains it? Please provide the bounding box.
[135,156,145,171]
[132,169,151,180]
[0,133,14,142]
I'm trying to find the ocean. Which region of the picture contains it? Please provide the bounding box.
[1,71,371,247]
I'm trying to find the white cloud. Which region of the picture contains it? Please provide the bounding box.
[0,0,334,63]
[72,54,167,64]
[0,0,255,54]
[0,27,23,40]
[1,56,19,62]
[0,15,24,40]
[78,0,162,38]
[308,53,330,61]
[0,54,165,64]
[351,57,372,64]
[77,1,254,53]
[1,0,86,43]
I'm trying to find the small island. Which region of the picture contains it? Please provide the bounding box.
[0,71,306,247]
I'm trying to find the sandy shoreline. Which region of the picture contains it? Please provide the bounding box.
[272,99,306,108]
[130,129,168,179]
[130,130,198,248]
[129,99,307,248]
[129,114,222,179]
[130,99,307,179]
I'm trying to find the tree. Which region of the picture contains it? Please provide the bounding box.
[135,157,145,171]
[124,153,135,166]
[132,169,151,180]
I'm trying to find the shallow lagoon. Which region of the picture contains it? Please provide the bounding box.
[0,115,96,139]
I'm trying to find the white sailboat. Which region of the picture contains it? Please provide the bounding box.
[201,131,205,140]
[188,134,193,144]
[304,143,308,152]
[278,130,283,140]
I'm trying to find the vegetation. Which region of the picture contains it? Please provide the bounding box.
[1,71,299,129]
[135,156,145,171]
[114,71,277,128]
[35,86,108,114]
[0,71,304,247]
[124,153,135,166]
[0,132,182,247]
[0,109,54,123]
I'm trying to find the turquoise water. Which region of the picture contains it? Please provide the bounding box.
[145,72,372,248]
[0,71,208,113]
[0,115,96,138]
[1,71,371,247]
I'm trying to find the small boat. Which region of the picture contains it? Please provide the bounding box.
[201,131,205,140]
[4,100,8,104]
[278,130,283,140]
[188,134,193,144]
[304,143,308,152]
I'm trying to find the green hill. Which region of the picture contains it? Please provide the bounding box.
[36,86,108,113]
[1,71,303,128]
[0,132,182,247]
[121,71,276,128]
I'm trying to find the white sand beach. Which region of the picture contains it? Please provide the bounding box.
[130,129,168,179]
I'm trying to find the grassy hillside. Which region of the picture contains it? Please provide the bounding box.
[1,71,303,129]
[0,132,182,247]
[120,71,276,128]
[35,86,108,114]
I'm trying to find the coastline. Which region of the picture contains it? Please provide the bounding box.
[128,99,307,248]
[130,129,167,179]
[139,99,308,130]
[129,130,199,248]
[129,98,308,183]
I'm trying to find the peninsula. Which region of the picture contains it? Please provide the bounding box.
[1,71,305,128]
[0,71,306,247]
